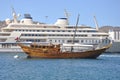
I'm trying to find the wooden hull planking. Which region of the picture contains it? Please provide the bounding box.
[18,43,111,59]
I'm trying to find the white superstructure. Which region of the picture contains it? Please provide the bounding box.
[0,11,111,52]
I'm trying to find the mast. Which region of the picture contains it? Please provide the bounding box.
[11,6,18,23]
[72,14,80,44]
[93,16,99,31]
[71,14,80,52]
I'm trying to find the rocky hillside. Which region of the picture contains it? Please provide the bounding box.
[99,26,120,33]
[0,21,7,28]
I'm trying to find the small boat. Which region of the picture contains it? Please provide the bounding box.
[18,42,112,59]
[14,55,19,59]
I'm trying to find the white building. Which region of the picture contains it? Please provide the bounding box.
[107,28,120,52]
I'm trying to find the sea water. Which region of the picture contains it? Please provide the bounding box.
[0,52,120,80]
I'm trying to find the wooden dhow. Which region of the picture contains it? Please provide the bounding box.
[18,42,112,59]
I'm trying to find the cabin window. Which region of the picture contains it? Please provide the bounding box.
[56,35,59,36]
[35,34,38,36]
[49,40,52,42]
[48,34,50,36]
[29,34,31,36]
[105,40,108,43]
[25,34,27,36]
[47,30,50,32]
[42,30,44,32]
[59,40,60,42]
[67,40,72,43]
[67,40,79,43]
[86,31,89,32]
[68,30,71,32]
[37,39,40,42]
[91,40,94,43]
[21,21,24,23]
[38,34,41,36]
[37,30,39,32]
[62,40,64,43]
[55,40,56,42]
[70,35,73,37]
[96,40,99,43]
[74,40,79,43]
[81,40,83,43]
[99,40,101,43]
[85,40,88,43]
[89,40,92,43]
[78,30,81,32]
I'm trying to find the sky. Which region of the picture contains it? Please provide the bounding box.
[0,0,120,27]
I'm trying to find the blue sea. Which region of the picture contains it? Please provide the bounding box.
[0,52,120,80]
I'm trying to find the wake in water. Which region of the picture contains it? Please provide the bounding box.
[100,54,120,57]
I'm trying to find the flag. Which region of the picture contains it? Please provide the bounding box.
[15,37,19,41]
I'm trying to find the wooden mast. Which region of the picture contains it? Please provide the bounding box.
[71,14,80,52]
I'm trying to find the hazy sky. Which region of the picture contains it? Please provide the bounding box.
[0,0,120,27]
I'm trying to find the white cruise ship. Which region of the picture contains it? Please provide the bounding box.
[0,11,111,52]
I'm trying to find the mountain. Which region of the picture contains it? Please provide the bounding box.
[99,26,120,33]
[0,21,7,28]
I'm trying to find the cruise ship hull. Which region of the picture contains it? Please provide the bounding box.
[0,48,23,53]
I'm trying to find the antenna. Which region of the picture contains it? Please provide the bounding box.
[64,9,70,25]
[45,16,48,23]
[93,16,99,31]
[11,6,18,23]
[11,6,16,15]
